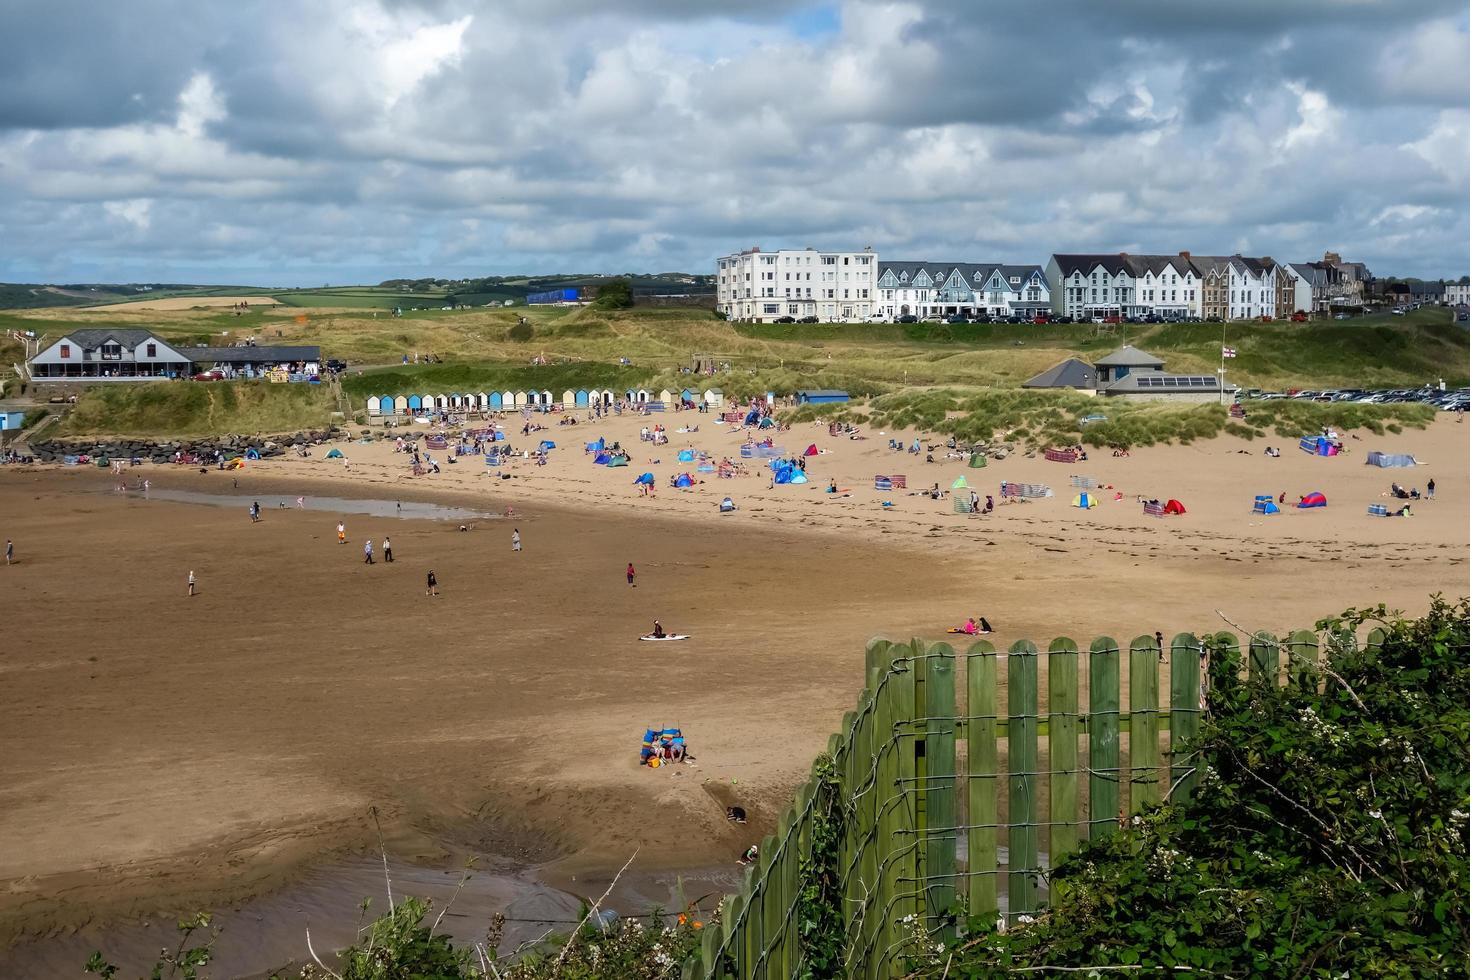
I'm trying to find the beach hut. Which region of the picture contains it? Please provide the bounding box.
[572,390,586,407]
[1366,452,1417,467]
[394,395,409,415]
[488,392,502,409]
[703,388,724,409]
[408,395,422,412]
[512,391,527,407]
[416,394,431,413]
[1071,492,1099,509]
[367,396,381,416]
[659,389,674,405]
[562,389,576,408]
[796,390,849,405]
[541,390,553,406]
[501,390,515,409]
[1297,492,1328,509]
[1252,495,1281,515]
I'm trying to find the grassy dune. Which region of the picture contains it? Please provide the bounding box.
[57,382,336,438]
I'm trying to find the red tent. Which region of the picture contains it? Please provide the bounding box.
[1164,499,1187,515]
[803,444,820,456]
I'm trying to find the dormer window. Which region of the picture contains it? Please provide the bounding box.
[1009,276,1021,285]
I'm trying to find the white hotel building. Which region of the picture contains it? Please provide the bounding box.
[715,246,878,322]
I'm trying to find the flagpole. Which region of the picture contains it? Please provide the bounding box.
[1219,320,1226,406]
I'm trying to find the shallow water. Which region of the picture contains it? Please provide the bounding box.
[124,488,495,522]
[0,858,736,978]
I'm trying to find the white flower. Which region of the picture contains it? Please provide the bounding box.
[1369,809,1383,820]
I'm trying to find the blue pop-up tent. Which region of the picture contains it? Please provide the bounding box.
[594,452,611,464]
[635,472,656,485]
[1253,495,1281,515]
[674,473,694,488]
[539,440,556,451]
[586,438,605,452]
[677,449,695,462]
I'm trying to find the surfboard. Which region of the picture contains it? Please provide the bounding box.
[640,634,691,641]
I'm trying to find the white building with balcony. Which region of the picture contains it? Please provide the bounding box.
[874,262,1048,320]
[715,246,878,322]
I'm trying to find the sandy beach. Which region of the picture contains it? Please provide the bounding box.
[2,408,1467,971]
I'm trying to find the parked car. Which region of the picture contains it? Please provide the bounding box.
[1290,312,1308,322]
[773,316,796,323]
[1053,315,1073,324]
[192,370,224,381]
[798,315,819,323]
[946,314,969,324]
[972,314,993,324]
[1032,314,1051,325]
[326,358,348,373]
[1334,313,1351,320]
[897,314,919,324]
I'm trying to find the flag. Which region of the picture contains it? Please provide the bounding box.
[1222,346,1237,358]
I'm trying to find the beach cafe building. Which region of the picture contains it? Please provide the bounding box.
[27,329,320,381]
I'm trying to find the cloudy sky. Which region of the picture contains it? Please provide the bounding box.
[2,0,1469,285]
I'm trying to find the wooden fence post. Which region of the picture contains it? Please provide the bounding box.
[890,641,919,966]
[724,888,747,978]
[1129,635,1162,813]
[1285,629,1319,690]
[1008,640,1040,920]
[701,903,723,978]
[742,858,762,980]
[1047,638,1081,871]
[870,643,902,979]
[965,641,1000,924]
[924,643,957,939]
[1088,637,1121,839]
[1248,632,1280,686]
[1168,633,1202,803]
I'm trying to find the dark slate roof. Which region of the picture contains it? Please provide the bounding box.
[1022,357,1097,390]
[880,262,1045,287]
[60,328,166,350]
[1051,254,1133,277]
[1127,255,1197,278]
[189,345,321,363]
[1094,345,1166,368]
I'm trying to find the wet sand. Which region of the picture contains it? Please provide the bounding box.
[2,413,1468,974]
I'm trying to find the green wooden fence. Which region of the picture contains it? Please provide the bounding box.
[683,628,1323,980]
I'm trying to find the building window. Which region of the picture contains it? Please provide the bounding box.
[763,304,779,314]
[60,343,71,358]
[146,343,157,357]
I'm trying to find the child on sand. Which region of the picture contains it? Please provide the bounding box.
[187,570,196,597]
[337,522,347,544]
[426,570,439,596]
[627,562,636,587]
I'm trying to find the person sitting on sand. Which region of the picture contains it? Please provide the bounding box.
[984,495,994,514]
[1395,504,1414,517]
[651,620,666,639]
[827,478,838,494]
[961,617,979,635]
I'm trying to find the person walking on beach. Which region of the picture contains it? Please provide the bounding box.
[627,562,636,587]
[426,569,439,596]
[187,570,196,597]
[297,496,305,509]
[512,529,521,553]
[250,501,261,523]
[1428,478,1436,500]
[4,539,12,566]
[1156,630,1166,663]
[364,539,375,564]
[337,521,346,545]
[383,536,394,563]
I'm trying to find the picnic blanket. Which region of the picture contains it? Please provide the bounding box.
[1000,481,1053,499]
[1044,448,1078,464]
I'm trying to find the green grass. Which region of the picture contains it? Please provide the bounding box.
[57,382,336,438]
[341,361,654,399]
[846,388,1436,449]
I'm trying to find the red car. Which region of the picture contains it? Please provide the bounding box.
[1103,315,1122,324]
[192,370,224,381]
